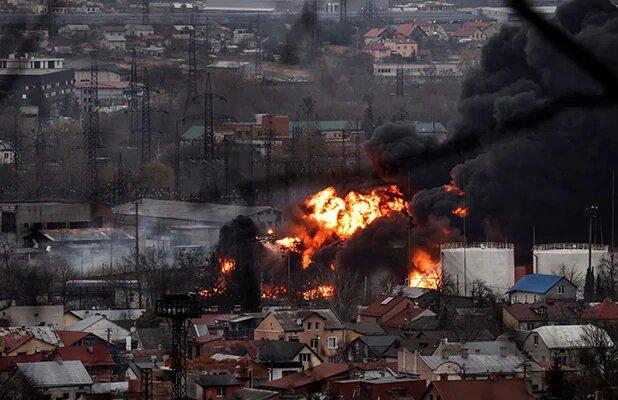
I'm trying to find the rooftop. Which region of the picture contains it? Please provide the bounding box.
[17,360,93,388]
[426,378,534,400]
[507,274,568,294]
[529,324,613,349]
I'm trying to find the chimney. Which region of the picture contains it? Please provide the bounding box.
[461,347,468,359]
[499,346,507,358]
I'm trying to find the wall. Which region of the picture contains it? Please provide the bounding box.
[5,337,56,356]
[534,245,609,283]
[40,385,91,400]
[2,305,64,329]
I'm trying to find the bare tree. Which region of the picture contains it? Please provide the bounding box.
[578,324,618,390]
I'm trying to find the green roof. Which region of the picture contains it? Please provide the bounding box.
[289,120,360,132]
[182,125,205,141]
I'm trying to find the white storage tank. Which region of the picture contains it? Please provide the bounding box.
[440,242,515,296]
[533,243,609,279]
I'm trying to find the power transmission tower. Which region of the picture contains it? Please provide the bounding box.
[354,118,361,175]
[129,46,139,135]
[140,368,153,400]
[363,0,379,21]
[204,73,214,161]
[396,63,404,97]
[253,14,262,82]
[142,0,149,23]
[263,116,275,202]
[141,67,152,166]
[311,0,320,62]
[184,20,198,109]
[155,294,201,400]
[85,51,99,199]
[11,115,22,191]
[34,123,47,197]
[340,0,347,22]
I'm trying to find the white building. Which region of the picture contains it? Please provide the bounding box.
[373,62,463,82]
[533,243,610,279]
[0,140,15,164]
[101,33,127,51]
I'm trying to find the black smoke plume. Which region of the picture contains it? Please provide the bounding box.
[367,0,618,263]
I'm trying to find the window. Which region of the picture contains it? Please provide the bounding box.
[300,353,310,363]
[307,322,312,330]
[217,387,225,397]
[328,337,337,349]
[533,335,539,346]
[310,338,319,349]
[315,322,319,331]
[558,285,565,294]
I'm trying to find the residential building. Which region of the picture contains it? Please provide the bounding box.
[430,339,519,358]
[331,377,426,400]
[383,38,418,58]
[506,274,577,303]
[344,321,387,343]
[58,24,91,38]
[419,378,534,400]
[213,313,263,339]
[364,43,392,61]
[0,305,64,328]
[49,345,115,382]
[522,324,612,369]
[346,335,401,362]
[0,326,61,355]
[16,360,93,400]
[394,22,429,42]
[227,388,279,400]
[451,25,487,42]
[256,340,322,380]
[189,373,244,399]
[64,309,145,327]
[253,309,345,359]
[0,140,15,164]
[135,326,173,351]
[363,28,388,45]
[101,33,127,51]
[582,299,618,330]
[56,330,108,348]
[74,80,130,106]
[124,24,155,37]
[0,53,74,116]
[358,295,435,334]
[207,61,255,78]
[502,301,582,331]
[65,315,130,344]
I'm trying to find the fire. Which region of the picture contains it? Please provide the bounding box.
[219,257,236,275]
[267,228,275,236]
[261,285,287,299]
[443,183,463,196]
[199,283,226,297]
[302,284,335,300]
[278,185,407,268]
[452,207,469,218]
[408,249,441,289]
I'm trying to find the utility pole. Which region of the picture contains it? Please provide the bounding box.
[11,114,21,192]
[254,14,262,82]
[396,63,404,97]
[129,46,139,135]
[134,200,140,269]
[140,368,152,400]
[174,120,181,196]
[85,49,99,200]
[463,173,467,297]
[141,67,152,166]
[339,0,347,22]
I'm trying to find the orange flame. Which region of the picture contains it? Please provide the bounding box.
[443,183,463,196]
[219,257,236,275]
[452,207,469,218]
[278,185,407,268]
[408,249,441,289]
[302,284,335,300]
[261,285,287,299]
[199,282,226,297]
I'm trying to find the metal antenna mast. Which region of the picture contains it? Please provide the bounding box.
[396,63,404,97]
[340,0,347,22]
[85,50,99,198]
[141,67,152,166]
[155,294,201,400]
[254,14,262,82]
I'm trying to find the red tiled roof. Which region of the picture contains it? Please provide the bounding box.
[192,313,229,329]
[503,302,580,322]
[381,306,428,329]
[206,340,265,359]
[193,335,223,344]
[57,330,90,347]
[452,25,482,38]
[395,22,429,38]
[1,333,34,353]
[582,300,618,320]
[427,378,534,400]
[0,353,48,372]
[463,20,489,28]
[365,43,389,51]
[54,345,115,367]
[363,28,386,38]
[359,295,408,318]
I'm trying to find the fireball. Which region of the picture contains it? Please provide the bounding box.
[408,249,441,289]
[452,207,469,218]
[302,284,335,300]
[219,257,236,275]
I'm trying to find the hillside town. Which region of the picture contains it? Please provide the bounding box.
[0,0,617,399]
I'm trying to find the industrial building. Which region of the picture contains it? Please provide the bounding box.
[373,61,463,82]
[440,242,515,295]
[533,243,610,278]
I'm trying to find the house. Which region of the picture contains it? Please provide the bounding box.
[358,295,435,334]
[0,352,47,380]
[331,377,426,400]
[226,388,279,400]
[0,326,61,355]
[451,25,487,42]
[49,345,115,382]
[506,274,577,303]
[58,24,90,38]
[101,33,127,51]
[0,304,64,328]
[430,339,519,358]
[383,38,418,59]
[124,24,155,37]
[419,378,534,400]
[189,373,243,399]
[64,309,145,327]
[136,326,173,350]
[346,335,402,362]
[0,140,15,164]
[188,335,223,358]
[253,309,345,360]
[522,324,612,368]
[189,355,269,387]
[65,315,130,344]
[213,313,263,339]
[394,22,429,42]
[56,330,108,348]
[408,350,544,389]
[255,340,322,380]
[16,360,93,400]
[582,298,618,324]
[344,321,387,343]
[364,43,392,61]
[194,339,264,361]
[502,301,582,331]
[260,362,397,396]
[363,28,388,45]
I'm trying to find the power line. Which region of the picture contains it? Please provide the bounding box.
[85,50,99,199]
